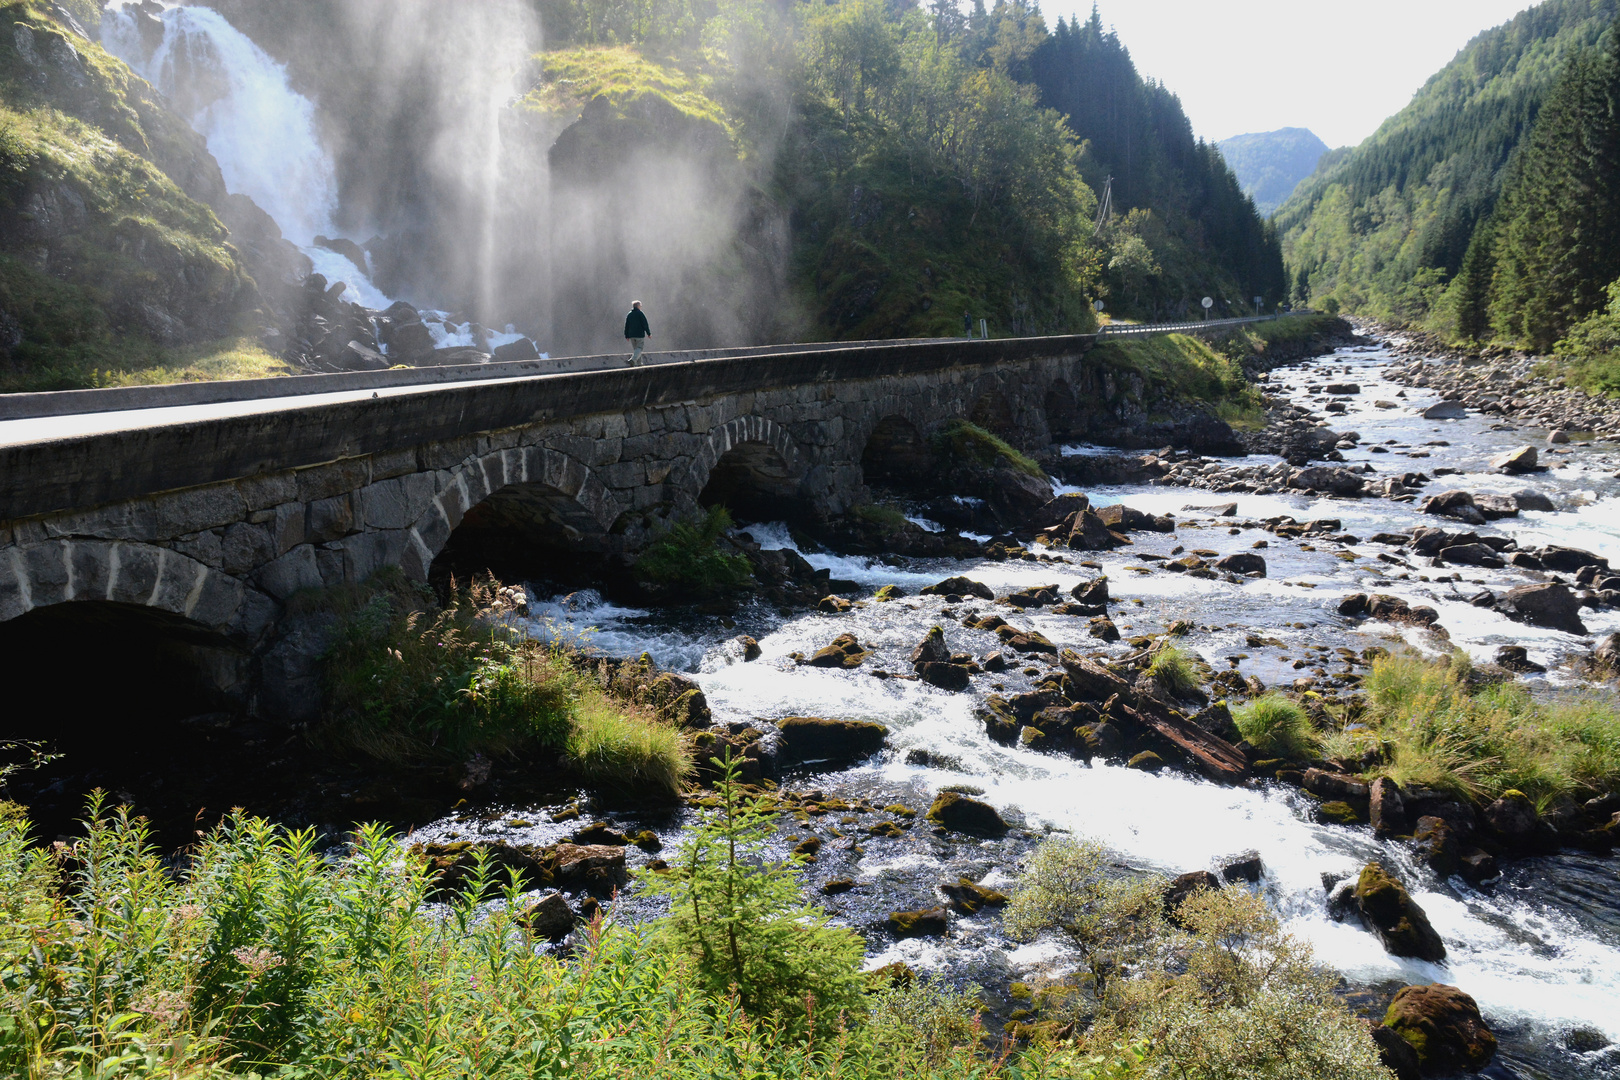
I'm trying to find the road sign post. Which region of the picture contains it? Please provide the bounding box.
[1201,296,1213,321]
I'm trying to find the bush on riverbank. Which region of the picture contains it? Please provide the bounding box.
[1090,333,1265,430]
[1003,837,1391,1079]
[632,506,755,600]
[321,573,689,798]
[1354,651,1620,807]
[0,797,1077,1079]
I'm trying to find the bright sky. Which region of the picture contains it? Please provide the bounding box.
[1042,1,1539,148]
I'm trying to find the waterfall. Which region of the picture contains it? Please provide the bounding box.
[101,2,393,310]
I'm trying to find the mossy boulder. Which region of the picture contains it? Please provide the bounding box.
[1127,750,1165,772]
[920,575,995,601]
[1354,863,1446,962]
[409,840,627,899]
[939,877,1009,914]
[888,906,949,937]
[1316,800,1366,826]
[925,791,1008,836]
[808,632,871,669]
[1382,984,1497,1075]
[775,716,888,764]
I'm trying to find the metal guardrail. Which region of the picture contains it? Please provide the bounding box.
[1096,313,1285,338]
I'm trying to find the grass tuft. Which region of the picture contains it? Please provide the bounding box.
[1232,694,1318,759]
[1358,650,1620,805]
[1146,645,1201,698]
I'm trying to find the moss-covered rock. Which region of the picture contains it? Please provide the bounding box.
[1354,863,1446,962]
[938,877,1009,914]
[1382,983,1497,1075]
[888,906,948,937]
[925,791,1008,836]
[807,633,871,669]
[775,716,888,764]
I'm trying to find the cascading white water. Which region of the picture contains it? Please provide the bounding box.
[100,2,393,309]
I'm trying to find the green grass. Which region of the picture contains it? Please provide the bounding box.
[852,502,912,532]
[1146,645,1201,698]
[1355,651,1620,806]
[932,419,1045,479]
[1232,694,1318,759]
[320,573,691,799]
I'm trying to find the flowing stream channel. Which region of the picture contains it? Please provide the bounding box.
[406,336,1620,1079]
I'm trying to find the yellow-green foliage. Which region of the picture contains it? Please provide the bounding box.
[1004,837,1391,1080]
[525,45,730,132]
[321,573,691,798]
[1359,650,1620,805]
[933,419,1045,478]
[1232,694,1317,759]
[1146,645,1201,698]
[633,505,754,599]
[0,798,1043,1079]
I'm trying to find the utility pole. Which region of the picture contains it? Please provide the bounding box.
[1094,175,1113,231]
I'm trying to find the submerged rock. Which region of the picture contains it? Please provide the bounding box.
[1381,984,1497,1076]
[1354,863,1446,962]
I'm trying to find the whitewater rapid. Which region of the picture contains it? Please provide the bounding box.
[487,339,1620,1077]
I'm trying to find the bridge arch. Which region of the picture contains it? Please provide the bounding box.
[859,414,937,492]
[675,416,808,521]
[0,539,250,633]
[0,541,259,748]
[404,446,624,581]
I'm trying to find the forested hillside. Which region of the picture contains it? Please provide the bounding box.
[1277,0,1619,326]
[1032,11,1287,319]
[1217,127,1330,217]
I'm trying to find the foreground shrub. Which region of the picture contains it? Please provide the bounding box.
[1359,650,1620,805]
[640,758,867,1040]
[1231,694,1317,758]
[0,799,1025,1079]
[1004,837,1390,1080]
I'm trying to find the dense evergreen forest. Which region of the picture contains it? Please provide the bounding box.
[1217,127,1331,218]
[1277,0,1619,335]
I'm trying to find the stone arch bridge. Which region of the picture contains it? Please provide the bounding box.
[0,331,1208,717]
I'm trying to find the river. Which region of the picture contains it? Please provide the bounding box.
[403,333,1620,1079]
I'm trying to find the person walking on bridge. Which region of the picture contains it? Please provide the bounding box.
[624,301,651,365]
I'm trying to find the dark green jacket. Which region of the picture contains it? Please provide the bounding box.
[624,308,650,338]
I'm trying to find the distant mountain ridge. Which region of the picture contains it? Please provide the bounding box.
[1217,128,1331,218]
[1277,0,1620,323]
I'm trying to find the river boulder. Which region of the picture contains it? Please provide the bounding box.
[1370,777,1408,839]
[925,791,1009,836]
[1421,400,1467,419]
[1381,984,1497,1075]
[1354,863,1446,962]
[776,717,888,764]
[889,906,949,937]
[920,576,995,600]
[518,891,577,942]
[1420,490,1485,525]
[939,877,1010,914]
[1536,544,1609,572]
[1288,466,1366,496]
[1483,790,1543,849]
[1214,552,1267,576]
[1513,489,1556,512]
[1494,582,1588,635]
[910,626,950,665]
[1490,445,1540,474]
[1069,508,1127,550]
[808,633,872,668]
